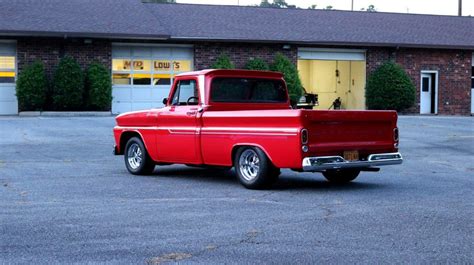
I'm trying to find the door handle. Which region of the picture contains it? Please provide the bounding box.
[186,111,197,116]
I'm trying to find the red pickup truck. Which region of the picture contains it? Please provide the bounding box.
[113,69,402,189]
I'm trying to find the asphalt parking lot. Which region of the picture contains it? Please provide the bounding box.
[1,115,473,264]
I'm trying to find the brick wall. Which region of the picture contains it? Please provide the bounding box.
[194,42,297,70]
[366,47,472,115]
[366,48,396,75]
[17,38,111,79]
[395,49,471,115]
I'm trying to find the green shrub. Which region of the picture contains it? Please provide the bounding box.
[85,62,112,110]
[366,61,416,111]
[16,61,48,111]
[211,54,235,69]
[244,58,269,71]
[270,53,303,103]
[52,56,84,110]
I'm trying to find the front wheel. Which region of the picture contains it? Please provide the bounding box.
[234,147,279,189]
[323,169,360,184]
[124,137,155,175]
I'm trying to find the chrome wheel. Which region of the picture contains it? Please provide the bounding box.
[238,149,260,181]
[127,143,142,170]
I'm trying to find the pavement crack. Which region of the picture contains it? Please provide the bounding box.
[146,252,193,264]
[321,206,335,222]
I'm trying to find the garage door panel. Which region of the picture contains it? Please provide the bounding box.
[131,102,154,111]
[151,87,170,101]
[132,87,153,100]
[0,100,18,115]
[132,47,152,57]
[153,47,171,58]
[172,48,193,58]
[112,102,132,114]
[112,87,132,101]
[111,44,193,114]
[0,85,16,100]
[112,46,131,58]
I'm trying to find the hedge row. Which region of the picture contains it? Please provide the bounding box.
[16,56,112,111]
[212,53,303,103]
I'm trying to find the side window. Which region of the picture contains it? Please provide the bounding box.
[171,79,199,106]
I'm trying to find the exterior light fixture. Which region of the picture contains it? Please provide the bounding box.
[282,44,291,50]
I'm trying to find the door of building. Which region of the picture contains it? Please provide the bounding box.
[420,72,437,114]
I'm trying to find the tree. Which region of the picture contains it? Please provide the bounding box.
[324,5,333,10]
[270,53,303,103]
[259,0,296,8]
[16,61,48,111]
[367,4,376,11]
[211,54,235,69]
[244,58,270,71]
[366,61,415,112]
[85,62,112,111]
[361,4,377,12]
[52,56,85,110]
[308,4,317,9]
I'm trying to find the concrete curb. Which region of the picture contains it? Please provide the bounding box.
[18,111,41,117]
[19,111,112,117]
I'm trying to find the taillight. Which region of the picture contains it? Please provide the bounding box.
[301,129,308,144]
[393,128,399,142]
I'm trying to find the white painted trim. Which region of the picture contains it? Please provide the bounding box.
[298,47,366,53]
[112,43,194,48]
[298,47,366,61]
[471,89,474,114]
[420,70,439,115]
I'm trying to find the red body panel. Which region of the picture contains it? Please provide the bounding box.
[114,69,399,170]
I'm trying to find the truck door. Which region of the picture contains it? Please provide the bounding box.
[157,78,202,164]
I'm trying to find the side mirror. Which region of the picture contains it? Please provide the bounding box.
[162,98,168,105]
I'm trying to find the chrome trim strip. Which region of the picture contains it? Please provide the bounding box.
[302,152,403,171]
[115,126,298,136]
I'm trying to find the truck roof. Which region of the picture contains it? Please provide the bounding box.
[175,69,284,79]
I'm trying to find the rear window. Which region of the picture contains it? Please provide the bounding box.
[210,78,287,103]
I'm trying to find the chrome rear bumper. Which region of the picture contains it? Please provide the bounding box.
[302,152,403,171]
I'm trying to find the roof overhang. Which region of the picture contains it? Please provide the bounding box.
[170,37,474,50]
[0,30,170,40]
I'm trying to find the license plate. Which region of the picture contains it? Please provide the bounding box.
[343,150,359,161]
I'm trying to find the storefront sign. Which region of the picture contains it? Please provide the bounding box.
[113,59,191,72]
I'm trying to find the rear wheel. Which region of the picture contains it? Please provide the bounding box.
[234,147,279,189]
[124,137,155,175]
[323,169,360,184]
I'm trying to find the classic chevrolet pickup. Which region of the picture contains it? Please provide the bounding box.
[113,69,402,189]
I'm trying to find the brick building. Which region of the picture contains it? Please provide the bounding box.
[0,0,473,115]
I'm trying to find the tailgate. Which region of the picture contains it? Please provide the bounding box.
[302,110,398,157]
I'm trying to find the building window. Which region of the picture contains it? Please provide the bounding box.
[112,58,192,86]
[0,56,15,83]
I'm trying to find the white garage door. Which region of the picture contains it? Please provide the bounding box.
[112,44,194,114]
[0,41,17,115]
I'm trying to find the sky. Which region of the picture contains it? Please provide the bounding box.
[176,0,474,16]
